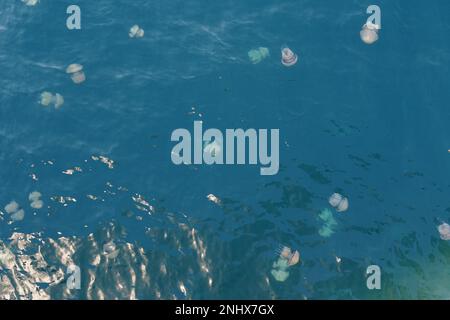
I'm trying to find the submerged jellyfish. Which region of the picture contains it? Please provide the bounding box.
[30,200,43,209]
[360,22,380,45]
[318,208,338,237]
[271,269,289,282]
[22,0,39,6]
[438,223,450,240]
[328,193,343,207]
[10,209,25,222]
[248,47,270,64]
[328,192,349,212]
[39,91,54,106]
[270,246,300,282]
[66,64,85,84]
[281,47,298,67]
[129,25,144,38]
[5,201,19,214]
[39,92,64,109]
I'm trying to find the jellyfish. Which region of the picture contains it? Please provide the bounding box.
[22,0,39,6]
[28,191,42,202]
[318,208,338,237]
[328,192,349,212]
[248,47,270,64]
[10,209,25,222]
[54,93,64,109]
[66,64,85,84]
[271,269,289,282]
[30,200,44,209]
[4,201,19,214]
[279,246,300,267]
[360,22,380,45]
[281,46,298,67]
[328,193,343,207]
[129,25,144,38]
[39,91,54,107]
[39,92,64,109]
[438,223,450,240]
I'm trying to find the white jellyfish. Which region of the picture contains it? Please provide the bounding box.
[30,200,44,209]
[4,201,19,214]
[54,93,64,109]
[281,46,298,67]
[39,92,64,109]
[10,209,25,222]
[438,223,450,241]
[129,25,144,38]
[21,0,39,6]
[328,193,343,207]
[248,47,270,64]
[66,63,86,84]
[328,192,349,212]
[336,197,349,212]
[39,91,54,106]
[28,191,42,202]
[360,22,380,45]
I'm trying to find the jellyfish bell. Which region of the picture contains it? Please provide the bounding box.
[328,193,343,208]
[5,201,19,214]
[360,23,379,45]
[287,250,300,267]
[248,48,263,64]
[336,197,349,212]
[30,200,43,210]
[28,191,42,202]
[438,223,450,240]
[271,269,289,282]
[39,91,54,107]
[281,47,298,67]
[66,64,85,84]
[11,209,25,222]
[54,93,64,109]
[129,25,144,38]
[66,64,83,74]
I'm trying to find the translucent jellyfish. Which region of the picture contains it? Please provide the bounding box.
[11,209,25,222]
[30,200,44,210]
[22,0,39,6]
[28,191,42,202]
[248,47,270,64]
[360,22,380,45]
[271,269,289,282]
[39,91,54,107]
[279,246,300,267]
[39,92,64,109]
[328,193,343,207]
[5,201,19,214]
[54,93,64,109]
[318,208,338,237]
[328,192,349,212]
[336,197,349,212]
[281,47,298,67]
[129,25,144,38]
[66,64,85,84]
[438,223,450,240]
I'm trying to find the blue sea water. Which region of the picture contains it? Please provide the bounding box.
[1,0,450,299]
